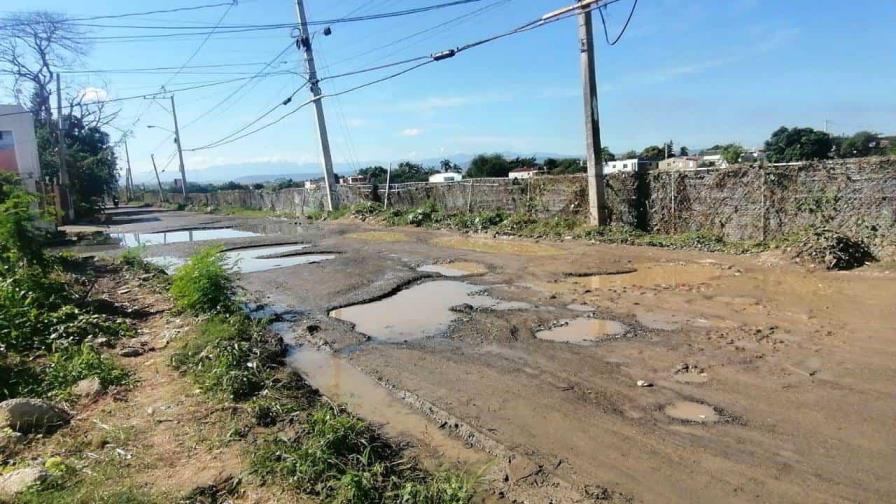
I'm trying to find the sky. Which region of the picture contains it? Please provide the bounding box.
[2,0,895,181]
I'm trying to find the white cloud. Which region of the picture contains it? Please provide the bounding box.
[77,87,108,103]
[346,118,367,127]
[394,93,512,113]
[401,128,423,137]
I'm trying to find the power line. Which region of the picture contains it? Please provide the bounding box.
[60,61,291,74]
[160,1,236,89]
[0,2,234,27]
[598,0,637,45]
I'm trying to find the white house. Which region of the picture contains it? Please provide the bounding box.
[429,172,463,183]
[508,167,542,179]
[658,156,701,171]
[0,104,41,192]
[603,158,658,174]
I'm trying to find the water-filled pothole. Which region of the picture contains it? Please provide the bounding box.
[112,228,260,247]
[566,303,595,312]
[573,263,723,289]
[224,244,334,273]
[417,262,488,277]
[535,318,628,344]
[664,401,719,423]
[330,280,531,342]
[431,236,561,256]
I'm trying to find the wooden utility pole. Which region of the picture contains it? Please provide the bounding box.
[170,95,188,197]
[150,154,166,203]
[56,74,74,222]
[578,1,608,226]
[124,139,133,201]
[294,0,339,212]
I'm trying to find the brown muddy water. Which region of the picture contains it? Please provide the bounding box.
[664,401,720,423]
[573,262,725,289]
[417,262,488,277]
[431,236,562,256]
[535,318,628,344]
[330,280,531,342]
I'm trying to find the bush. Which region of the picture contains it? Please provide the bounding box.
[397,471,477,504]
[41,344,131,400]
[790,226,875,270]
[170,315,284,401]
[169,247,236,314]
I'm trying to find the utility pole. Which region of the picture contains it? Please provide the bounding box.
[56,73,75,223]
[170,95,188,197]
[294,0,339,212]
[384,162,392,209]
[150,154,166,203]
[124,139,134,202]
[578,1,608,226]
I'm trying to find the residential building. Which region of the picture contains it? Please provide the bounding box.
[603,158,658,174]
[0,104,40,191]
[658,156,700,171]
[508,167,543,179]
[342,175,368,185]
[429,172,463,183]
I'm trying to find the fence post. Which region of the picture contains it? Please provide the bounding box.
[671,172,677,233]
[760,163,767,242]
[467,178,475,213]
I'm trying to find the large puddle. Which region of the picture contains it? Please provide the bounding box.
[112,228,260,247]
[417,262,488,277]
[535,318,628,344]
[145,244,333,274]
[330,280,531,342]
[431,236,561,256]
[285,344,486,466]
[573,262,723,289]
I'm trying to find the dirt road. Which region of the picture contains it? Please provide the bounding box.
[95,207,896,503]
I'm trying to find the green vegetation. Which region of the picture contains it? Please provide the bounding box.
[41,344,132,400]
[720,143,746,165]
[765,126,834,162]
[169,246,237,314]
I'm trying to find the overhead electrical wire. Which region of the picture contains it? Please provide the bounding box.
[0,2,234,28]
[160,1,235,89]
[598,0,637,45]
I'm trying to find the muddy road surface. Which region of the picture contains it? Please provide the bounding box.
[92,207,896,503]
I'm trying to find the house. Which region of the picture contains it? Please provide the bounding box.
[0,104,40,192]
[699,154,726,168]
[429,172,463,183]
[342,175,368,185]
[508,167,543,179]
[658,156,701,171]
[603,158,658,174]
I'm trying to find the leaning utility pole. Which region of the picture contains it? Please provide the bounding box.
[150,154,166,203]
[294,0,339,211]
[577,1,608,226]
[169,95,188,197]
[56,74,75,222]
[123,139,134,201]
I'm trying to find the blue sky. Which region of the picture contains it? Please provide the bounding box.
[2,0,895,179]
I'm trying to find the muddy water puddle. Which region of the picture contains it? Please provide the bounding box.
[574,262,724,289]
[431,236,561,256]
[346,231,409,242]
[112,228,260,247]
[664,401,719,423]
[224,244,334,273]
[566,303,595,312]
[285,344,486,466]
[417,262,488,277]
[330,280,531,342]
[535,318,628,344]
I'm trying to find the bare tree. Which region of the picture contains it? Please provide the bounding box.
[0,11,89,122]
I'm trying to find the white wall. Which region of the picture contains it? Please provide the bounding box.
[0,105,40,192]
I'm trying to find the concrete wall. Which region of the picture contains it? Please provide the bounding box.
[0,105,41,192]
[144,157,896,247]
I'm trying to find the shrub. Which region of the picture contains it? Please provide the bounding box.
[41,343,131,400]
[397,471,477,504]
[790,226,875,270]
[170,315,284,401]
[169,247,236,314]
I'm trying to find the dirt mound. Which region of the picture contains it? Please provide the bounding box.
[789,227,875,270]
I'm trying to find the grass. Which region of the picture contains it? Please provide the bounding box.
[170,315,284,401]
[17,457,166,504]
[41,343,132,401]
[169,246,237,315]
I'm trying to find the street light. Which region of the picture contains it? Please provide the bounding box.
[146,124,175,134]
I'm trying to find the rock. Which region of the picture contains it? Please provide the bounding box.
[0,429,24,454]
[0,399,71,434]
[450,303,475,314]
[636,380,653,387]
[304,324,321,335]
[118,347,145,358]
[505,456,540,483]
[72,377,103,400]
[0,467,48,498]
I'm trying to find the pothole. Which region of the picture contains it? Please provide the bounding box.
[573,262,724,289]
[431,236,561,256]
[111,228,260,247]
[417,262,488,277]
[664,401,719,423]
[330,280,531,342]
[223,244,334,273]
[535,318,628,344]
[566,303,595,312]
[345,231,409,242]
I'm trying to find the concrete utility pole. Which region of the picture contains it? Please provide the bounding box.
[124,139,133,201]
[150,154,166,203]
[56,73,75,222]
[384,162,392,208]
[294,0,339,212]
[577,1,608,226]
[169,95,188,197]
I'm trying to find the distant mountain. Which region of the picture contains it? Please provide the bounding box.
[130,152,579,185]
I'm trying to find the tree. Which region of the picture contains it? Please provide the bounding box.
[837,131,883,158]
[545,158,584,175]
[679,146,689,156]
[620,150,638,160]
[358,165,387,184]
[0,11,88,123]
[664,141,675,159]
[439,159,460,173]
[764,126,833,162]
[720,144,746,165]
[466,154,510,178]
[639,145,665,162]
[389,162,435,184]
[601,147,615,162]
[507,156,537,172]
